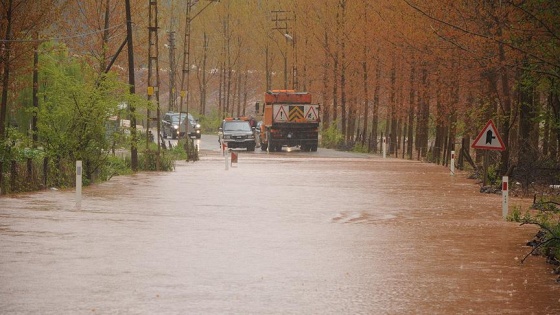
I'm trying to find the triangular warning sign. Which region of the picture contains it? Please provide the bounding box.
[304,106,318,121]
[274,105,288,122]
[471,120,506,151]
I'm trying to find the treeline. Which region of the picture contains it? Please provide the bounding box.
[1,1,559,193]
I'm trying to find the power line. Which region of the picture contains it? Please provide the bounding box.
[0,23,126,43]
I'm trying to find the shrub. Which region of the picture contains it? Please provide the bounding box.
[321,121,343,149]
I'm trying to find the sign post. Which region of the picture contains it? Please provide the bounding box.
[76,160,82,207]
[471,120,506,186]
[382,137,387,159]
[502,176,509,219]
[471,120,508,219]
[225,149,229,170]
[222,141,227,156]
[450,150,455,176]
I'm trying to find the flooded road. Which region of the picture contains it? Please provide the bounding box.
[1,135,559,314]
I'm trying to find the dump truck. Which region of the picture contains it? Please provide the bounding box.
[257,90,320,152]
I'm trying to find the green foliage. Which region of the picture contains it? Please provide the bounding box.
[321,121,344,149]
[137,150,179,172]
[0,127,34,163]
[507,205,531,222]
[35,42,149,182]
[183,139,199,162]
[199,108,223,134]
[351,142,369,153]
[518,196,560,265]
[100,155,133,181]
[486,164,500,186]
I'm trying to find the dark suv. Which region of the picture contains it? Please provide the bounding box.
[218,119,256,151]
[162,112,201,139]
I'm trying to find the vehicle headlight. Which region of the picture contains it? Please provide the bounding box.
[196,124,201,128]
[173,125,179,129]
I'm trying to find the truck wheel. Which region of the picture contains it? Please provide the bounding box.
[311,143,318,152]
[267,133,275,152]
[261,143,268,151]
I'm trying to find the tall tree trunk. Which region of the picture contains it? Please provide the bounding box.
[447,86,458,167]
[242,65,248,116]
[416,66,429,159]
[218,62,224,117]
[1,0,13,144]
[498,42,512,175]
[332,52,339,124]
[348,96,356,142]
[434,80,444,164]
[371,56,381,153]
[518,66,538,191]
[101,0,111,72]
[28,37,40,185]
[321,31,330,130]
[389,58,397,155]
[338,0,347,141]
[200,32,208,115]
[407,59,416,159]
[361,5,369,147]
[265,44,271,91]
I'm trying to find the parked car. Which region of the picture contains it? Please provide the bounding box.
[162,112,201,139]
[218,118,256,151]
[162,112,183,139]
[186,115,201,139]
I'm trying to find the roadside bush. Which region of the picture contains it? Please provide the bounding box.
[514,197,560,274]
[182,139,199,162]
[199,109,222,134]
[352,142,369,153]
[100,155,132,181]
[321,121,343,149]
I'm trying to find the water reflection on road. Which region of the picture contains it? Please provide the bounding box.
[1,144,559,314]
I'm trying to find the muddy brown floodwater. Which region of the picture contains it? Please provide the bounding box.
[1,143,559,314]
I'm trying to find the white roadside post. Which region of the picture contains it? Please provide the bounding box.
[76,160,82,207]
[450,150,455,176]
[382,137,387,159]
[225,149,229,170]
[502,176,509,219]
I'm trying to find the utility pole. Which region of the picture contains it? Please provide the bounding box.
[200,32,208,115]
[177,0,193,140]
[271,10,292,90]
[125,0,138,171]
[147,0,161,170]
[179,0,192,124]
[167,31,177,112]
[178,0,219,135]
[291,13,298,90]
